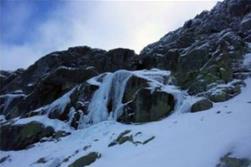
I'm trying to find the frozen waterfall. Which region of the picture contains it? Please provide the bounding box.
[78,70,132,128]
[78,69,190,129]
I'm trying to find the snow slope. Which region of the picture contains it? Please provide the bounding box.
[1,76,251,167]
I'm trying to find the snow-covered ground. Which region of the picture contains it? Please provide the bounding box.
[1,76,251,167]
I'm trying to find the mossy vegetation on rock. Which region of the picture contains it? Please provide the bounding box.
[69,152,101,167]
[0,121,54,150]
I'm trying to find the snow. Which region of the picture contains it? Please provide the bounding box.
[86,66,96,70]
[13,90,24,94]
[206,79,243,96]
[243,52,251,68]
[14,115,73,132]
[27,83,34,87]
[1,76,251,167]
[87,72,111,86]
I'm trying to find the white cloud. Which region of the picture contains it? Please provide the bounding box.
[0,1,218,70]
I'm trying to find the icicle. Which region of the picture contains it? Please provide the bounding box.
[78,70,132,128]
[109,70,132,119]
[84,73,114,124]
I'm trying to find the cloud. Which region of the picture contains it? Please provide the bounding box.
[0,1,218,70]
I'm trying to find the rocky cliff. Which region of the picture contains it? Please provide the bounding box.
[0,0,251,167]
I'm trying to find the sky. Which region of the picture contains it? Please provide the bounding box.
[0,0,219,71]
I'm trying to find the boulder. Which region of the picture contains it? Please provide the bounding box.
[207,83,241,102]
[119,88,175,123]
[69,152,101,167]
[122,75,148,103]
[191,98,213,112]
[0,121,54,150]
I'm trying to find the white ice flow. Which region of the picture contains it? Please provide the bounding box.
[78,69,190,129]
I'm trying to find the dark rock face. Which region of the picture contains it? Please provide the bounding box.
[0,121,54,150]
[58,83,99,128]
[120,88,174,123]
[0,94,26,119]
[118,75,175,123]
[191,99,213,112]
[122,75,149,103]
[0,70,12,87]
[140,0,250,96]
[25,82,98,129]
[0,69,24,93]
[102,48,137,72]
[0,47,137,95]
[240,13,251,33]
[0,47,105,95]
[0,47,137,121]
[69,152,101,167]
[17,67,97,115]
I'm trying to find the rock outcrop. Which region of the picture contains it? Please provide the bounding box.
[68,152,101,167]
[140,0,250,96]
[191,98,213,112]
[0,121,54,150]
[120,82,175,123]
